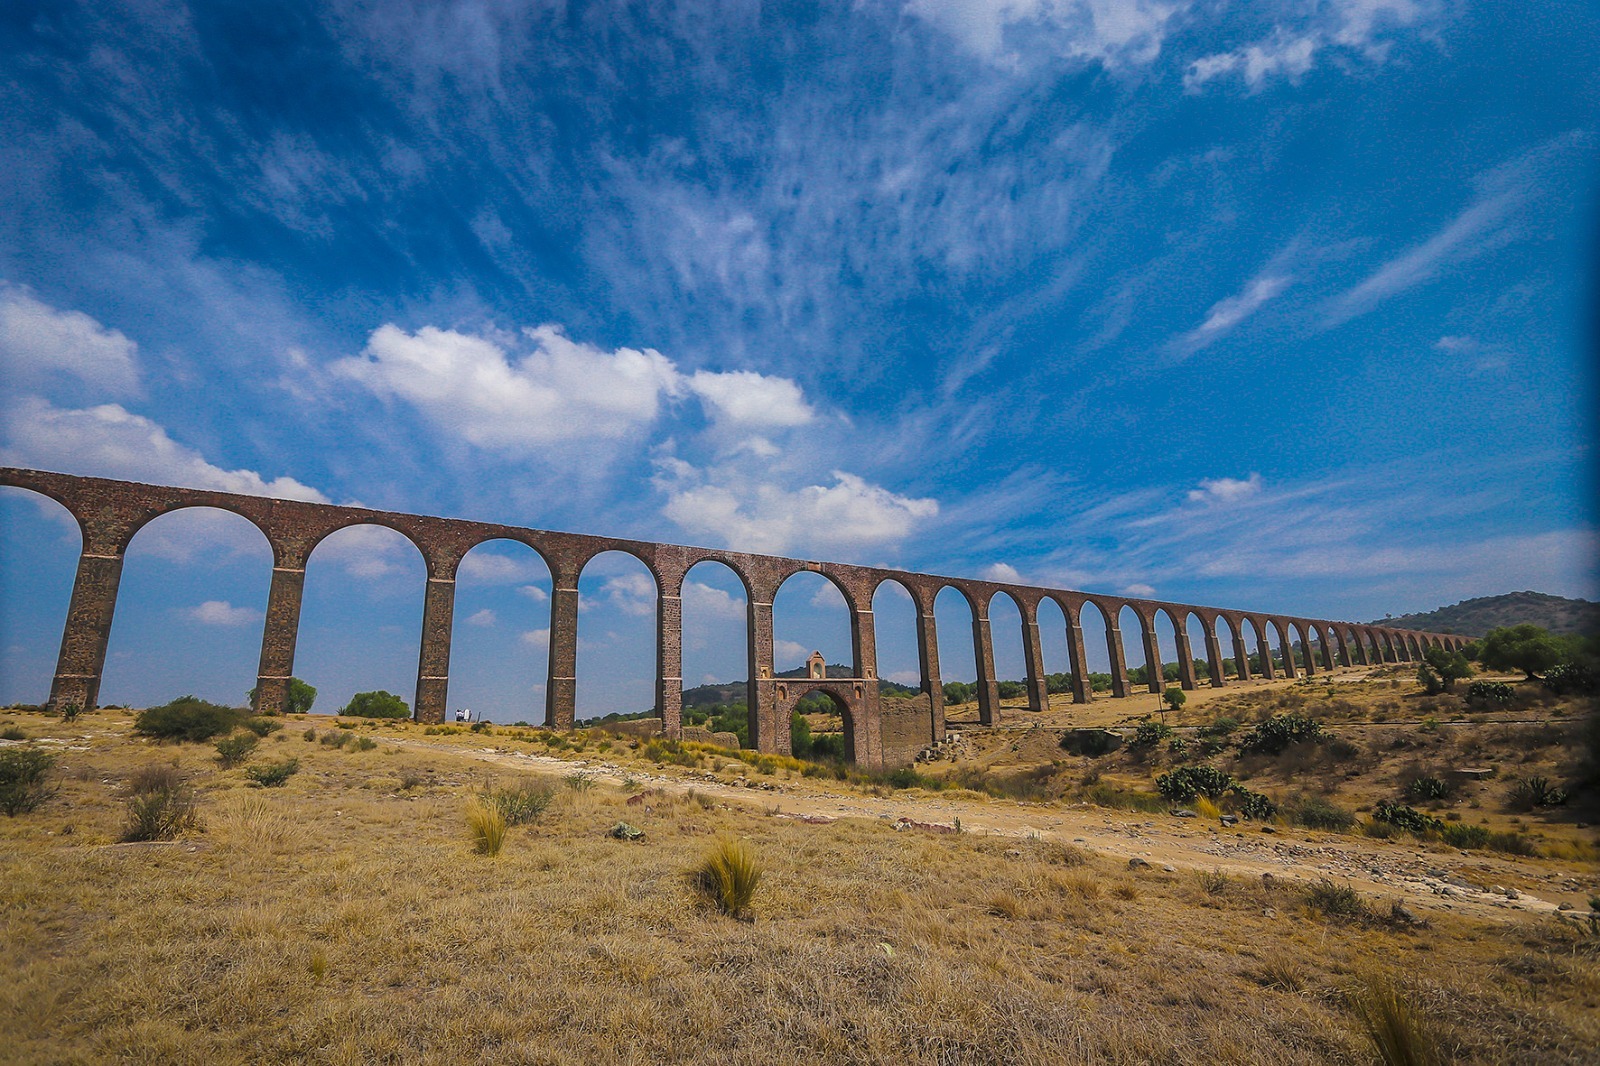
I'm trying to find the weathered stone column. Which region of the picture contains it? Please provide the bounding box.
[544,565,580,730]
[1020,606,1049,712]
[915,598,945,743]
[747,591,784,754]
[1299,628,1316,676]
[1230,624,1251,681]
[252,559,306,715]
[972,605,1000,726]
[1277,622,1297,678]
[1172,618,1198,691]
[1321,629,1337,671]
[1066,622,1091,704]
[1106,621,1130,698]
[1203,624,1227,689]
[48,549,125,712]
[413,569,455,724]
[1139,616,1164,693]
[656,585,683,740]
[1350,632,1368,666]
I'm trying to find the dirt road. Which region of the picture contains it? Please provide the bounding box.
[390,736,1597,923]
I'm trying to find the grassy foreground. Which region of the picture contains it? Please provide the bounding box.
[2,706,1599,1064]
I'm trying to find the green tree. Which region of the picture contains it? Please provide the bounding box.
[1479,624,1564,680]
[1423,646,1472,692]
[1161,686,1186,720]
[247,677,317,715]
[790,712,812,758]
[342,690,409,719]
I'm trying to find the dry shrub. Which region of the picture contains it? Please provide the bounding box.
[693,837,762,918]
[122,764,199,841]
[0,747,58,816]
[467,799,507,856]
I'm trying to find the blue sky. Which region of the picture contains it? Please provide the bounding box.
[1,0,1595,719]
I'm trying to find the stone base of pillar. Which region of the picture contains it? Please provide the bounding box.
[414,676,449,724]
[47,674,98,714]
[252,675,289,716]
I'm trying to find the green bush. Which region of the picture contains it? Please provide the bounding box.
[1438,822,1490,848]
[214,731,259,769]
[241,717,284,737]
[133,696,245,742]
[1239,714,1327,755]
[1198,717,1238,738]
[1305,879,1367,921]
[1507,775,1567,810]
[1465,680,1514,708]
[1226,785,1277,820]
[342,690,409,719]
[122,765,199,841]
[1406,776,1450,802]
[1372,801,1440,834]
[1287,795,1356,831]
[1130,720,1173,748]
[0,726,25,741]
[320,731,352,749]
[487,782,555,825]
[0,748,58,816]
[245,758,300,788]
[350,736,377,752]
[1543,662,1598,697]
[1155,765,1234,802]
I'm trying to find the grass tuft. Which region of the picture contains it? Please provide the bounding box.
[1351,974,1441,1066]
[467,799,507,856]
[693,837,762,918]
[0,747,58,816]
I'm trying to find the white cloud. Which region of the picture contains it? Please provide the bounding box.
[683,580,747,620]
[688,370,814,428]
[1186,473,1263,505]
[334,323,684,449]
[1120,583,1157,597]
[0,286,140,397]
[517,584,550,602]
[521,628,550,648]
[597,571,657,616]
[1,397,327,502]
[1185,1,1433,93]
[459,551,543,583]
[981,562,1024,583]
[886,669,922,686]
[662,469,939,556]
[1185,32,1316,92]
[809,580,847,609]
[1173,272,1291,355]
[465,608,496,626]
[906,0,1181,68]
[186,600,262,626]
[774,638,808,668]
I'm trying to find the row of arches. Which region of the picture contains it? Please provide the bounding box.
[1,468,1465,768]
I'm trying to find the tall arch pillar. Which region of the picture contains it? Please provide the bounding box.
[971,600,1000,726]
[253,544,309,715]
[914,593,946,742]
[1139,614,1164,693]
[1020,602,1049,712]
[1203,620,1227,688]
[1065,609,1092,704]
[544,560,581,730]
[48,546,127,712]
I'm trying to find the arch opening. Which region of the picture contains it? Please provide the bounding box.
[0,487,83,706]
[101,506,273,709]
[449,539,552,724]
[871,579,923,694]
[933,586,979,721]
[575,550,658,725]
[297,523,427,716]
[1075,600,1116,697]
[988,591,1030,710]
[680,560,751,740]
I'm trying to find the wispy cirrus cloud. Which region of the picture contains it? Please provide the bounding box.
[1324,134,1587,325]
[1186,0,1440,92]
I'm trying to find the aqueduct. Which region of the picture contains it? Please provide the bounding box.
[1,468,1467,770]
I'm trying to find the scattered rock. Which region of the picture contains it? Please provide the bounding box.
[1004,848,1023,859]
[1558,902,1574,911]
[1261,873,1277,888]
[1173,809,1196,819]
[1219,814,1239,827]
[608,822,645,841]
[1161,864,1176,873]
[1260,825,1276,834]
[1128,857,1151,869]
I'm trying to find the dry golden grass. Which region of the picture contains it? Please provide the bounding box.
[0,704,1598,1064]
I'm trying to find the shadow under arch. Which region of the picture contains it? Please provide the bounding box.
[298,522,428,716]
[933,585,979,721]
[449,537,554,723]
[101,505,274,709]
[0,486,83,705]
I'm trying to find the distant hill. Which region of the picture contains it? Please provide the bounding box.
[681,664,919,708]
[1370,592,1600,637]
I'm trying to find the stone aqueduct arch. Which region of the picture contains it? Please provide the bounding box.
[3,468,1467,771]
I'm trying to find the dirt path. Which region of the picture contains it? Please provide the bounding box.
[388,736,1596,924]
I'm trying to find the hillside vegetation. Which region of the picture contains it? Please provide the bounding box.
[1372,591,1600,637]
